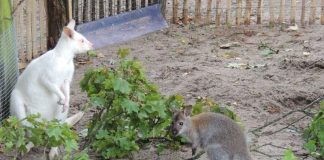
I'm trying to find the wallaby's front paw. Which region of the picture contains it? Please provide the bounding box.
[57,98,65,105]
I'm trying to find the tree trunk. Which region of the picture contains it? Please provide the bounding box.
[47,0,69,49]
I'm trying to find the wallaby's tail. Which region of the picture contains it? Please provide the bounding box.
[65,111,84,126]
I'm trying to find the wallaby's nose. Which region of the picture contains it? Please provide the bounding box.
[172,130,178,136]
[89,42,94,49]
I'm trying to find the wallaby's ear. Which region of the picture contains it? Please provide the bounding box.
[183,105,192,117]
[67,19,76,30]
[170,107,179,115]
[63,27,74,39]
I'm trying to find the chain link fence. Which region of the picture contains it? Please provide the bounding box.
[0,1,19,122]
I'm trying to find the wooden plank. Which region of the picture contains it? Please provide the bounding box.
[173,0,178,23]
[206,0,212,24]
[183,0,189,25]
[215,0,221,26]
[83,0,89,21]
[161,0,167,18]
[269,0,274,25]
[309,0,316,25]
[301,0,305,26]
[226,0,231,25]
[236,0,242,26]
[278,0,285,24]
[290,0,296,24]
[39,0,47,53]
[117,0,121,13]
[194,0,201,24]
[68,0,72,20]
[99,0,104,18]
[91,0,95,20]
[26,0,32,61]
[321,0,324,24]
[244,0,252,25]
[31,0,38,58]
[257,0,263,24]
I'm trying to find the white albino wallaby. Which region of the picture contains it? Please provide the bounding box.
[171,106,252,160]
[10,19,93,159]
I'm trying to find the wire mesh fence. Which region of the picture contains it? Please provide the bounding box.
[0,22,19,122]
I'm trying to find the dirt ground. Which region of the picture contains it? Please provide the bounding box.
[66,23,324,160]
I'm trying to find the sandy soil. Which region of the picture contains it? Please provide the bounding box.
[68,24,324,160]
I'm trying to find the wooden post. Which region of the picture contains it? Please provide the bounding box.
[183,0,189,25]
[131,0,136,10]
[31,0,38,58]
[72,0,79,23]
[215,0,221,26]
[26,0,32,61]
[278,0,285,24]
[257,0,263,24]
[309,0,316,25]
[226,0,231,25]
[47,0,68,49]
[195,0,202,24]
[290,0,296,24]
[244,0,252,25]
[173,0,178,23]
[108,0,113,16]
[269,0,274,26]
[236,0,242,26]
[321,0,324,24]
[206,0,212,24]
[126,0,129,11]
[141,0,145,8]
[301,0,305,26]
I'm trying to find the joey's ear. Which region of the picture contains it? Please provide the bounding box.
[183,105,192,117]
[170,107,179,115]
[67,19,76,29]
[63,27,74,39]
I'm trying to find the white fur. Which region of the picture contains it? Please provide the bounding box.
[10,19,92,159]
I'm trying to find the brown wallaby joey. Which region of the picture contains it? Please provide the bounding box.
[171,106,252,160]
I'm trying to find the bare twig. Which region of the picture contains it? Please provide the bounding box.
[250,96,323,134]
[11,0,26,15]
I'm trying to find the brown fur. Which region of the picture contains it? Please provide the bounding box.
[171,107,252,160]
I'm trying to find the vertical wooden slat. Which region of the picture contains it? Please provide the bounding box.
[309,0,316,25]
[215,0,221,26]
[32,0,38,58]
[183,0,189,25]
[301,0,305,26]
[73,0,79,23]
[195,0,202,24]
[206,0,212,24]
[226,0,231,25]
[26,0,32,61]
[126,0,130,11]
[161,0,167,18]
[99,0,104,18]
[269,0,274,25]
[39,0,47,53]
[131,0,136,10]
[117,0,121,13]
[278,0,285,24]
[257,0,263,24]
[236,0,242,26]
[244,0,252,25]
[290,0,296,24]
[91,0,96,20]
[173,0,178,23]
[108,0,113,16]
[141,0,145,8]
[83,0,89,21]
[68,0,72,20]
[321,0,324,24]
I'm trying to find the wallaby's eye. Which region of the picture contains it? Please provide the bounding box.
[81,39,84,43]
[179,122,183,126]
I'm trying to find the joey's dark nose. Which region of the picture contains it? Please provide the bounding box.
[172,130,178,136]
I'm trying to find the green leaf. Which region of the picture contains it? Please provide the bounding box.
[282,149,296,160]
[117,48,129,59]
[113,78,131,94]
[121,99,139,113]
[90,96,107,106]
[47,127,62,141]
[87,50,97,57]
[304,140,316,153]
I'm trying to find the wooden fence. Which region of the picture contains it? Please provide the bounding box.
[171,0,324,26]
[11,0,48,69]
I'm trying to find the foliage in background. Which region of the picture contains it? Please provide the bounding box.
[80,49,239,159]
[0,114,83,160]
[303,100,324,159]
[282,149,296,160]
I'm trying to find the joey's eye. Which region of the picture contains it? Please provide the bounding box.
[179,122,183,126]
[81,39,84,43]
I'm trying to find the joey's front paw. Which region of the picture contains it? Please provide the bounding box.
[57,98,65,106]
